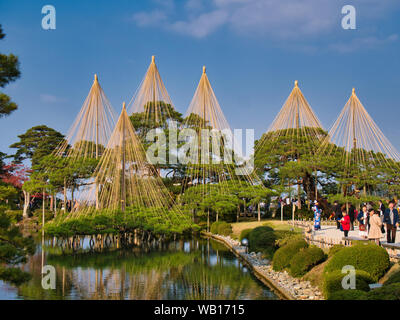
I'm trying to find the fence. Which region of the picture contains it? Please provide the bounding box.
[289,219,400,261]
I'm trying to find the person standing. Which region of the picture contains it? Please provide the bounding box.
[349,204,356,231]
[368,209,383,245]
[378,200,386,234]
[314,201,322,231]
[340,210,351,237]
[383,201,399,243]
[333,201,342,229]
[357,205,369,239]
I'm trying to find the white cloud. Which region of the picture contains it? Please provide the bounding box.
[131,0,400,48]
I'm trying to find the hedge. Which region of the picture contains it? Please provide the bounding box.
[323,269,373,299]
[210,221,232,236]
[274,230,303,248]
[248,226,275,256]
[239,228,252,241]
[272,239,308,271]
[366,283,400,300]
[328,289,368,300]
[289,246,326,277]
[324,243,390,282]
[383,270,400,286]
[328,244,345,258]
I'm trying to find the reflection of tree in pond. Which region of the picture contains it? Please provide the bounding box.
[12,239,276,300]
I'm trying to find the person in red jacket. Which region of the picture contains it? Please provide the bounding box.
[340,210,351,237]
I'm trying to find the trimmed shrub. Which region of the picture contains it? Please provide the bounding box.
[210,221,223,234]
[324,243,390,282]
[328,289,368,300]
[323,269,373,299]
[289,246,326,277]
[272,239,308,271]
[210,221,232,236]
[217,222,232,236]
[366,283,400,300]
[274,230,303,248]
[383,270,400,286]
[328,244,345,257]
[4,210,23,223]
[248,226,275,255]
[239,228,252,241]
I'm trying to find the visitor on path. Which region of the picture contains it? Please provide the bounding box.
[349,204,356,231]
[383,201,399,244]
[378,200,386,234]
[333,201,342,229]
[357,205,369,239]
[313,201,322,231]
[368,209,383,245]
[340,210,350,237]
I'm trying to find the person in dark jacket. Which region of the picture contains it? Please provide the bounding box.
[333,201,342,229]
[349,204,356,231]
[383,200,399,243]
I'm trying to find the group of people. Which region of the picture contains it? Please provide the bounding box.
[333,200,399,244]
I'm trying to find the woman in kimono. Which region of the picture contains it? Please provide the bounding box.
[313,201,322,231]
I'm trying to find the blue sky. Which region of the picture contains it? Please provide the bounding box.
[0,0,400,161]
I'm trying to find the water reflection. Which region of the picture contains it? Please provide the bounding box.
[1,238,278,300]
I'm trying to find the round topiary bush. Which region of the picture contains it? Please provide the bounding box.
[322,269,373,299]
[384,270,400,286]
[274,230,303,248]
[248,226,275,255]
[210,221,232,236]
[210,221,223,234]
[217,222,232,236]
[328,289,369,300]
[324,243,390,282]
[272,239,308,271]
[366,283,400,300]
[289,246,326,277]
[239,228,252,241]
[328,244,345,257]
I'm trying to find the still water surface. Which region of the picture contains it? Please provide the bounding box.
[0,237,278,300]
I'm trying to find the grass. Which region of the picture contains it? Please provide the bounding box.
[230,219,302,240]
[303,259,330,290]
[379,263,400,284]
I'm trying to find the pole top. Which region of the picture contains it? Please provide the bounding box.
[151,55,155,63]
[352,87,356,95]
[94,74,98,82]
[203,66,206,74]
[122,102,126,110]
[294,80,298,87]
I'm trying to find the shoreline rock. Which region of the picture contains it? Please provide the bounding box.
[208,233,324,300]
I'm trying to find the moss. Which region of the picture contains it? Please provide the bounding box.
[383,269,400,286]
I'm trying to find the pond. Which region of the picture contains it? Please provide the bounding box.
[0,237,279,300]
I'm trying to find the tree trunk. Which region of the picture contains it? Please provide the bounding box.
[258,203,261,222]
[23,190,30,219]
[71,185,75,212]
[50,195,54,212]
[63,178,67,213]
[216,212,219,222]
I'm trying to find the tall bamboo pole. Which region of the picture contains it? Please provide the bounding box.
[121,102,127,212]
